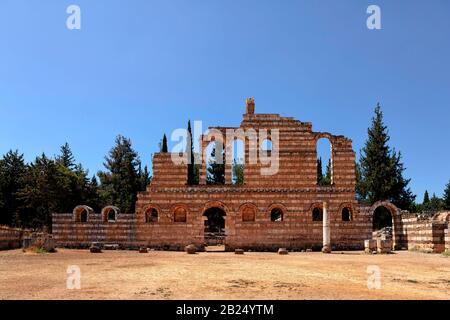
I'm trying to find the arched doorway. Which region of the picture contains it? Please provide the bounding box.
[370,201,403,249]
[203,207,226,249]
[373,206,393,231]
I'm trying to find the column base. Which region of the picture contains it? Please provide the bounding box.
[321,245,331,253]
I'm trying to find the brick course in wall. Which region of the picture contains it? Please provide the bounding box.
[0,226,28,250]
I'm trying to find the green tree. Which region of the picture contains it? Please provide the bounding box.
[138,164,151,191]
[161,134,168,153]
[98,135,141,213]
[232,160,244,186]
[56,142,75,169]
[443,180,450,210]
[18,154,64,230]
[423,190,430,205]
[186,120,196,185]
[207,142,225,185]
[0,150,27,226]
[317,157,323,184]
[357,103,416,210]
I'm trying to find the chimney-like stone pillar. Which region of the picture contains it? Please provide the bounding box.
[246,98,255,114]
[322,201,331,253]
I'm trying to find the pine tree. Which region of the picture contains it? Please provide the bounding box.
[161,134,168,153]
[0,150,27,226]
[56,142,75,169]
[98,135,141,213]
[358,103,416,210]
[18,153,62,229]
[443,180,450,210]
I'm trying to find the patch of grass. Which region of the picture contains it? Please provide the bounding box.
[442,251,450,257]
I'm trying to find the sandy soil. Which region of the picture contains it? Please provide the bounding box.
[0,248,449,300]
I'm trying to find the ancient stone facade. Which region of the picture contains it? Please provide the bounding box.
[52,99,450,252]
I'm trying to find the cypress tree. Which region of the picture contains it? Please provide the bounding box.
[317,157,323,184]
[358,103,415,210]
[186,120,195,185]
[161,134,168,153]
[423,190,430,204]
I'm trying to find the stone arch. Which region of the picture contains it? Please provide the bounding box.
[239,203,257,222]
[338,203,354,221]
[310,202,323,222]
[369,200,403,249]
[267,203,287,222]
[171,204,189,223]
[73,205,93,223]
[101,206,120,223]
[202,201,229,215]
[315,134,333,186]
[432,212,450,222]
[143,204,161,223]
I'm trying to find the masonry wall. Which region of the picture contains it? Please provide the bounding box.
[400,215,448,253]
[52,213,137,248]
[0,226,27,250]
[445,228,449,252]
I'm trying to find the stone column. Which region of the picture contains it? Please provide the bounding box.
[322,201,331,253]
[199,138,207,185]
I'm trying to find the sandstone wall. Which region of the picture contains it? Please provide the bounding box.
[0,226,27,250]
[52,213,137,248]
[400,215,447,253]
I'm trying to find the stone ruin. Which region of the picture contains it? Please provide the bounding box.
[48,99,450,253]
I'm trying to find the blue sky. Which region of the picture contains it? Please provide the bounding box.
[1,0,449,201]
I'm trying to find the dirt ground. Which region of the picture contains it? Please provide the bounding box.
[0,248,449,300]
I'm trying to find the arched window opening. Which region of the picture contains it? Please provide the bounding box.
[101,206,119,222]
[312,207,323,221]
[232,139,244,185]
[342,207,352,221]
[206,141,225,185]
[261,138,272,153]
[242,206,256,222]
[80,210,88,223]
[317,138,332,186]
[270,208,283,222]
[73,205,92,223]
[107,210,116,222]
[174,207,187,223]
[145,208,158,223]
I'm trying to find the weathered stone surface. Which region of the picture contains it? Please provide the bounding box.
[235,249,244,254]
[278,248,288,255]
[185,244,197,254]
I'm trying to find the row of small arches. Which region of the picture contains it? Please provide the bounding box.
[142,204,354,223]
[73,205,119,223]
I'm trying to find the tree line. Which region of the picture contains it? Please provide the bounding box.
[0,136,150,230]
